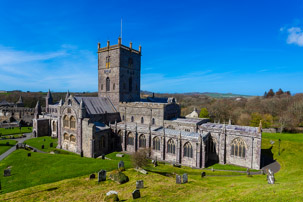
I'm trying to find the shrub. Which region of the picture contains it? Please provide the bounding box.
[109,170,129,184]
[104,194,119,202]
[131,148,149,169]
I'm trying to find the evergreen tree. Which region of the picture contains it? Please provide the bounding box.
[199,108,209,118]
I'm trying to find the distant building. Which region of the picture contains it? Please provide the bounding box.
[33,38,261,169]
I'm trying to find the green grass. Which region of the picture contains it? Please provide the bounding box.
[0,140,17,155]
[0,127,32,136]
[24,137,58,153]
[1,133,303,201]
[0,134,25,139]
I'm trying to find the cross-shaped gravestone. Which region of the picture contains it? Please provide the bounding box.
[4,169,11,177]
[136,180,144,189]
[183,173,188,183]
[118,161,124,169]
[98,170,106,182]
[132,189,141,199]
[176,175,181,184]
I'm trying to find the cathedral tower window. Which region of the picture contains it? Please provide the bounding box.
[106,56,110,68]
[63,116,69,128]
[52,121,56,132]
[101,84,103,90]
[231,138,246,158]
[129,77,133,92]
[100,136,106,148]
[167,139,175,154]
[70,116,76,129]
[64,133,69,141]
[139,134,146,148]
[113,83,115,90]
[184,142,193,158]
[131,116,134,122]
[153,137,160,151]
[70,135,76,143]
[127,133,134,145]
[152,118,155,125]
[128,58,133,68]
[141,117,144,124]
[106,77,110,92]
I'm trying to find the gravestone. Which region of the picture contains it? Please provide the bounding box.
[4,169,11,177]
[267,169,275,184]
[98,170,106,182]
[6,142,9,146]
[50,142,53,147]
[41,145,44,149]
[89,174,95,179]
[106,190,118,196]
[261,169,265,175]
[28,153,31,157]
[246,168,250,176]
[136,180,144,189]
[201,172,206,178]
[116,153,124,158]
[176,175,181,184]
[183,173,188,183]
[101,154,105,159]
[118,161,124,169]
[43,138,46,141]
[132,189,141,199]
[16,144,19,149]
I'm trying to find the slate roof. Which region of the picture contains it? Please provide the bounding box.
[154,127,209,140]
[201,123,258,133]
[0,100,14,106]
[169,118,209,124]
[74,97,117,115]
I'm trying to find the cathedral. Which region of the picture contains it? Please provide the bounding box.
[33,38,261,170]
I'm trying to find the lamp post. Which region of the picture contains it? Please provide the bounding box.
[278,139,281,156]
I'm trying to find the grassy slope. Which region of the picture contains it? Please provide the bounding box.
[24,137,58,152]
[0,140,17,155]
[0,127,32,136]
[0,133,303,201]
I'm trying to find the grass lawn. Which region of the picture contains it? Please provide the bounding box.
[0,127,32,136]
[0,140,17,155]
[1,132,303,201]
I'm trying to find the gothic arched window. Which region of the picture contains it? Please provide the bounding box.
[210,137,217,153]
[231,138,246,158]
[70,135,76,143]
[152,118,155,125]
[153,137,160,151]
[139,134,146,148]
[184,142,193,158]
[118,130,123,144]
[141,117,144,124]
[131,116,134,122]
[64,133,69,141]
[52,121,56,132]
[113,83,115,90]
[63,116,69,128]
[128,58,133,68]
[70,116,76,129]
[106,77,110,92]
[100,136,106,148]
[167,139,175,154]
[127,133,134,145]
[129,77,132,92]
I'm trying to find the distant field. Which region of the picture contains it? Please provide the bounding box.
[1,133,303,201]
[0,140,17,155]
[0,127,32,136]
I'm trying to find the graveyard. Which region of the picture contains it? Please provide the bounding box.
[0,140,17,155]
[0,132,302,201]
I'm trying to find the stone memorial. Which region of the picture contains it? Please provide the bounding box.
[246,168,250,176]
[136,180,144,189]
[267,169,275,184]
[176,174,181,184]
[132,189,141,199]
[28,153,31,157]
[4,169,11,177]
[50,142,53,147]
[98,170,106,182]
[201,172,206,178]
[6,142,9,146]
[89,173,95,179]
[118,161,124,169]
[41,145,44,149]
[183,173,188,183]
[116,153,124,157]
[101,154,105,159]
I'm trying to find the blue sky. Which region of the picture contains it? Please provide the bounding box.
[0,0,303,95]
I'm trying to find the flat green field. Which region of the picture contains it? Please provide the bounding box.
[0,127,32,136]
[0,140,17,155]
[0,133,302,201]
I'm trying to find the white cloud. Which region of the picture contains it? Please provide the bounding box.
[286,27,303,46]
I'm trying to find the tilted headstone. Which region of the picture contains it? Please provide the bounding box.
[201,172,206,178]
[118,161,125,169]
[4,169,11,177]
[89,173,95,179]
[28,153,31,157]
[106,190,118,196]
[136,180,144,189]
[132,189,141,199]
[98,170,106,182]
[176,174,182,184]
[183,173,188,183]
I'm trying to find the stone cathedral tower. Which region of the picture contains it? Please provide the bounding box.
[98,37,141,109]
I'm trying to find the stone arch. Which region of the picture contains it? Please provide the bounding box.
[63,115,69,128]
[131,116,134,122]
[167,139,175,154]
[64,133,69,141]
[153,136,160,151]
[230,138,247,158]
[70,134,76,143]
[183,142,193,158]
[139,134,146,148]
[70,116,76,129]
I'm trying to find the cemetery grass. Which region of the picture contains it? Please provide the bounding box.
[0,127,32,136]
[0,140,17,155]
[1,133,303,201]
